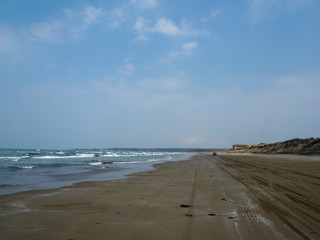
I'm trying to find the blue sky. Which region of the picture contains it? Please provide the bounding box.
[0,0,320,149]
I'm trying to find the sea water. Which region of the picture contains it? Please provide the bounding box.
[0,148,207,195]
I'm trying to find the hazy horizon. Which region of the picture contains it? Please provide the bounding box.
[1,0,319,149]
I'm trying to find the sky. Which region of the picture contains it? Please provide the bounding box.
[0,0,320,149]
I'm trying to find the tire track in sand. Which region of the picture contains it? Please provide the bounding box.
[216,155,320,240]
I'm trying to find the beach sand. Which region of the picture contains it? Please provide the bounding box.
[1,153,319,240]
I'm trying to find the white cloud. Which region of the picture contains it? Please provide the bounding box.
[133,17,208,39]
[133,34,149,42]
[134,17,147,31]
[182,41,198,54]
[131,0,158,9]
[152,18,181,36]
[29,5,107,42]
[201,7,224,22]
[137,18,182,38]
[30,20,63,42]
[133,17,150,41]
[167,41,198,61]
[63,6,104,26]
[63,9,75,19]
[82,6,103,25]
[107,8,126,28]
[118,63,136,76]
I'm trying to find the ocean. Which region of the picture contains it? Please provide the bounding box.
[0,148,211,195]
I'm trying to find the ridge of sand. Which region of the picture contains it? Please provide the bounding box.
[1,153,319,240]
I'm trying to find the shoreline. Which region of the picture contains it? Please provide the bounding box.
[0,151,196,196]
[0,153,195,198]
[0,153,201,199]
[1,153,319,239]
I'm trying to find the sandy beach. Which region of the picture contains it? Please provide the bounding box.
[1,153,320,240]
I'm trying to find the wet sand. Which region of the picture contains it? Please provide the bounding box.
[1,153,319,240]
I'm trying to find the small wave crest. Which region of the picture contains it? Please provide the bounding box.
[8,163,72,170]
[0,156,29,162]
[22,166,34,169]
[9,166,34,170]
[89,162,103,166]
[32,153,95,159]
[101,151,179,158]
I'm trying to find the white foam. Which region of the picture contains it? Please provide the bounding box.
[33,156,72,159]
[114,158,164,164]
[0,156,29,162]
[0,157,14,159]
[147,158,163,162]
[21,166,34,169]
[76,153,95,158]
[101,151,179,158]
[33,153,95,159]
[114,161,139,164]
[0,157,18,161]
[102,153,122,157]
[89,162,102,166]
